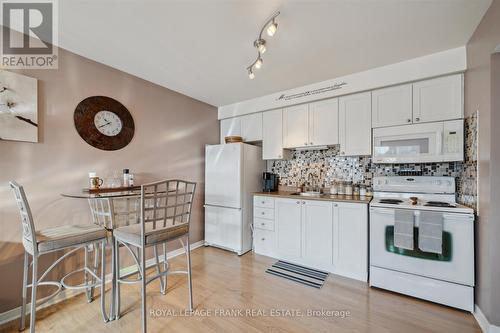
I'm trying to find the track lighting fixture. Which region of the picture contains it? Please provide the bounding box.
[246,11,280,79]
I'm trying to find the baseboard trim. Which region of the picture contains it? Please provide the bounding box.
[0,240,204,326]
[474,304,500,333]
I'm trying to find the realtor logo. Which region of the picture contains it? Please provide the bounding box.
[0,0,58,68]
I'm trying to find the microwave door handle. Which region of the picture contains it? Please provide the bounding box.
[436,130,443,155]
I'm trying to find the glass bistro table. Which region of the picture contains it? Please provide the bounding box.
[61,189,167,321]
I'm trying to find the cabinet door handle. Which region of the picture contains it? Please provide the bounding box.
[333,203,338,207]
[302,201,305,204]
[415,117,420,122]
[407,119,411,123]
[304,142,308,145]
[296,201,300,204]
[278,154,282,158]
[310,142,313,145]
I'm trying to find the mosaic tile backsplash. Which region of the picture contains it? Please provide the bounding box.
[268,114,478,210]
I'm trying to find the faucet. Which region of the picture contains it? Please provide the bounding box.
[308,172,319,192]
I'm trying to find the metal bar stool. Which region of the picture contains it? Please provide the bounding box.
[10,181,108,332]
[113,179,196,333]
[87,195,143,320]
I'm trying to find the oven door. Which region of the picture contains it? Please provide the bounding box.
[373,122,443,163]
[370,207,474,286]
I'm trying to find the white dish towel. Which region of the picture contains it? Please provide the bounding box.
[394,210,415,250]
[418,211,443,254]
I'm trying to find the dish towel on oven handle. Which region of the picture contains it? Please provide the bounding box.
[394,209,415,250]
[418,211,443,254]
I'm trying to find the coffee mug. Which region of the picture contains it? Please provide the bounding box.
[89,177,104,189]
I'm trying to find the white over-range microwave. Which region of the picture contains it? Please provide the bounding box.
[372,120,464,164]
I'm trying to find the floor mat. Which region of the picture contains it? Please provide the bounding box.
[265,260,329,288]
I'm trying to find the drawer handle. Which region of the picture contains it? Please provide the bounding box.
[261,222,265,226]
[261,238,265,241]
[261,212,265,215]
[261,201,265,204]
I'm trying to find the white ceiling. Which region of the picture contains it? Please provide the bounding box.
[58,0,491,107]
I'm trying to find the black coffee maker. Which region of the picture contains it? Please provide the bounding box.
[263,172,279,192]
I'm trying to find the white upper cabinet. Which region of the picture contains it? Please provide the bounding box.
[339,92,372,156]
[220,117,241,143]
[413,74,463,123]
[241,113,263,142]
[283,99,339,148]
[283,104,309,148]
[309,98,339,146]
[372,84,413,128]
[263,109,289,160]
[220,113,262,143]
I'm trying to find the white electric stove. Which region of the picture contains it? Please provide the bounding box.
[369,176,475,311]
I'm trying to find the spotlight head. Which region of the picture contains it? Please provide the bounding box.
[267,21,278,37]
[254,39,267,54]
[255,58,263,69]
[248,68,255,79]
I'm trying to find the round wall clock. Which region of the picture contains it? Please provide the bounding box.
[74,96,135,151]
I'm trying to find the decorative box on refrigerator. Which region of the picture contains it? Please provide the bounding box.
[204,143,264,255]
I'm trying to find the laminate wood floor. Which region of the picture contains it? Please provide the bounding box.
[0,246,481,333]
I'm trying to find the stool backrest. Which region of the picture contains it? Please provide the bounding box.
[9,181,37,254]
[140,179,196,240]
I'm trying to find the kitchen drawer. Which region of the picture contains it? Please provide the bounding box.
[254,229,275,256]
[254,207,274,220]
[254,196,275,209]
[254,217,274,231]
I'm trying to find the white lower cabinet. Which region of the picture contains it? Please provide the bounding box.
[253,196,368,282]
[333,202,368,281]
[275,198,302,259]
[254,229,275,256]
[302,200,333,268]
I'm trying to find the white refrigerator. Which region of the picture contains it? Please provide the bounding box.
[204,143,264,255]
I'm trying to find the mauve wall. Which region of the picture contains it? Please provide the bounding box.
[465,0,500,326]
[0,44,218,312]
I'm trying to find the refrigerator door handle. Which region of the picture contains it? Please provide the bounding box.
[204,204,242,210]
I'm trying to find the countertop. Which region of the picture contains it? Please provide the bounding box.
[254,191,372,204]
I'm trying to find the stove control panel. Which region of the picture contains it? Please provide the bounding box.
[373,176,456,194]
